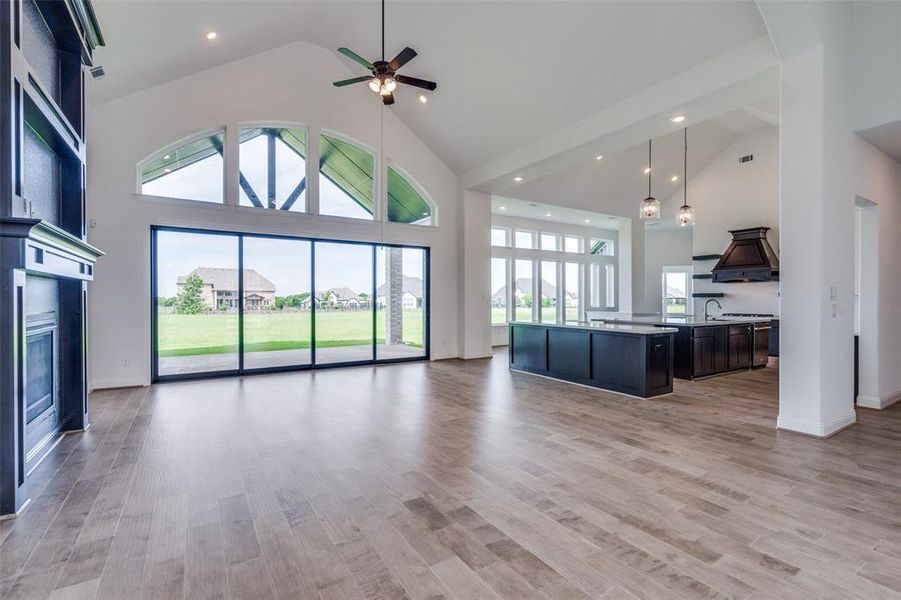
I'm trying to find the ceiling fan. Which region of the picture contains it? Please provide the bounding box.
[332,0,437,105]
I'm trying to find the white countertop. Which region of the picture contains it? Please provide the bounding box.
[511,321,678,335]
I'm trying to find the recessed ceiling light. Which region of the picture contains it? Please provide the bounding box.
[671,175,679,182]
[206,31,218,40]
[514,176,523,182]
[595,154,603,161]
[584,218,591,223]
[544,213,552,217]
[671,115,685,123]
[418,94,428,104]
[643,167,651,174]
[163,154,170,160]
[499,206,506,210]
[164,168,172,173]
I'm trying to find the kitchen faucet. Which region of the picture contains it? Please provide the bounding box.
[704,299,722,321]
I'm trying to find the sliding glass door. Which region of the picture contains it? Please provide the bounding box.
[242,236,312,369]
[154,229,240,377]
[152,227,428,381]
[376,246,427,360]
[314,242,374,364]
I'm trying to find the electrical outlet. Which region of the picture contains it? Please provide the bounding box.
[121,359,129,368]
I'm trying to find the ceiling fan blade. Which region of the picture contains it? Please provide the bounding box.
[387,47,417,71]
[337,47,374,70]
[333,76,371,87]
[395,75,437,91]
[382,93,395,106]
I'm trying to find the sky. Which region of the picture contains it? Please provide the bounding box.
[156,230,424,298]
[143,132,374,219]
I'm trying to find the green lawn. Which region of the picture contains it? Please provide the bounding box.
[491,306,563,324]
[158,309,424,357]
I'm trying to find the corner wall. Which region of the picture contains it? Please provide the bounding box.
[86,41,459,389]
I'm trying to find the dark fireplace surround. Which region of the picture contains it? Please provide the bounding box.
[0,218,102,515]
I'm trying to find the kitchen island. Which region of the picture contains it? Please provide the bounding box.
[591,315,772,380]
[509,322,677,398]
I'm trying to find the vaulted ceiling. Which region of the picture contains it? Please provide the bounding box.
[91,1,770,175]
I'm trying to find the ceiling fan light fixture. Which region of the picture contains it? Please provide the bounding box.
[384,77,397,92]
[368,78,381,93]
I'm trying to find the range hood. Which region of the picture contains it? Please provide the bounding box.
[711,227,779,283]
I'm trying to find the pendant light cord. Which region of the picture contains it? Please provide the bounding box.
[647,139,652,197]
[682,127,687,209]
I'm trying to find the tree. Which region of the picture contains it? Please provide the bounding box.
[175,274,205,314]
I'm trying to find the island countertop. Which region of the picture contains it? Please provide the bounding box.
[592,315,773,328]
[513,321,678,335]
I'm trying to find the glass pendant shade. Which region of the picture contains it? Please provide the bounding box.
[368,78,381,93]
[677,204,695,226]
[640,196,661,220]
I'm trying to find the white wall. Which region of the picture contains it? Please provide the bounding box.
[853,136,901,409]
[852,1,901,132]
[86,41,459,389]
[643,227,693,314]
[660,126,781,316]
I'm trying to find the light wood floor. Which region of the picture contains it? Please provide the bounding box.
[3,352,901,599]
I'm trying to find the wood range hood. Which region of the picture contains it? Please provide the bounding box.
[711,227,779,283]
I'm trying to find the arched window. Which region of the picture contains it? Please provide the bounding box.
[140,130,225,203]
[387,165,434,225]
[238,126,307,212]
[318,132,375,220]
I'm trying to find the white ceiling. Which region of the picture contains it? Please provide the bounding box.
[496,118,772,219]
[858,120,901,163]
[491,196,620,230]
[90,0,768,174]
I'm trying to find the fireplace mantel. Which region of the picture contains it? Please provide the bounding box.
[0,217,103,280]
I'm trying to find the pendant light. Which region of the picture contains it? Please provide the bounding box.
[676,127,695,227]
[639,139,660,220]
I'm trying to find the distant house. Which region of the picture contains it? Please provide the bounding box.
[492,278,570,307]
[315,287,369,309]
[376,276,423,309]
[176,267,275,310]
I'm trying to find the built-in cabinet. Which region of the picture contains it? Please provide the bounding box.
[0,0,104,517]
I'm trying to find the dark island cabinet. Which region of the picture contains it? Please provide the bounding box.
[727,324,752,370]
[509,323,674,398]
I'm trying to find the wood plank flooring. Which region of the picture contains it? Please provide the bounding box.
[3,352,901,599]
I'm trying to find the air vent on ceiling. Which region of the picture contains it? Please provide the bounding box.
[739,154,753,164]
[89,66,106,79]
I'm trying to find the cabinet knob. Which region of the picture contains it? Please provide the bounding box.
[654,344,663,351]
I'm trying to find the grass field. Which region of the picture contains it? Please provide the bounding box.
[491,306,570,324]
[158,309,424,357]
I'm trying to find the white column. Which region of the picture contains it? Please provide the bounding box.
[616,217,646,314]
[457,189,492,359]
[776,36,857,436]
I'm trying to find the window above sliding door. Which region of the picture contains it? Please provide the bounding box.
[238,126,308,212]
[140,130,225,203]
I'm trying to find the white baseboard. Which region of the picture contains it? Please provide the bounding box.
[460,351,493,360]
[857,388,901,410]
[90,378,147,391]
[777,410,857,438]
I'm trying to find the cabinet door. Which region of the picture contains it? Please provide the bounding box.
[728,330,751,370]
[692,335,716,377]
[647,336,671,390]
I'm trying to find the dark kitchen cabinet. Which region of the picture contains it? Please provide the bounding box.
[690,324,751,378]
[727,325,752,370]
